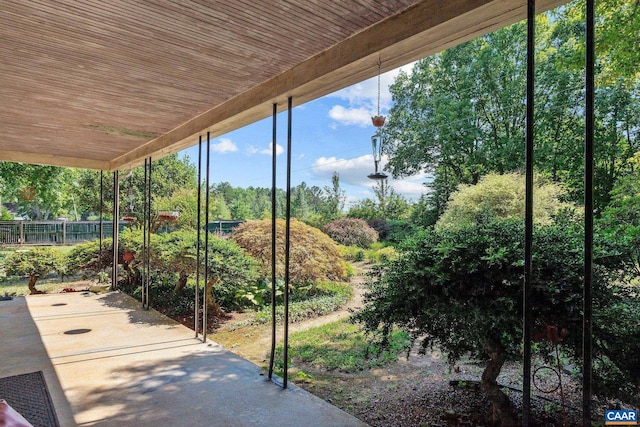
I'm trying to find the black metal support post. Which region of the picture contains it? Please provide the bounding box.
[99,170,104,252]
[143,157,152,310]
[583,0,595,424]
[268,102,278,380]
[111,171,119,291]
[283,96,293,388]
[196,135,203,339]
[143,159,148,309]
[523,1,535,425]
[203,132,211,342]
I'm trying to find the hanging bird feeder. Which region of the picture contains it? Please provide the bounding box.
[368,58,388,181]
[121,169,136,226]
[157,210,179,222]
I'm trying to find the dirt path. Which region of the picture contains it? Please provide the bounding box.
[212,264,368,367]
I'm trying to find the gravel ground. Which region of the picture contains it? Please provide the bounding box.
[294,344,613,427]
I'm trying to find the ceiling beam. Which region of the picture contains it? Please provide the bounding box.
[112,0,567,171]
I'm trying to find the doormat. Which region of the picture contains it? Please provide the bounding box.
[0,371,60,427]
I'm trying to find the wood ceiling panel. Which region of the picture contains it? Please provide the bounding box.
[0,0,567,170]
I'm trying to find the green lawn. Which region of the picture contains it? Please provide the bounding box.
[272,319,410,374]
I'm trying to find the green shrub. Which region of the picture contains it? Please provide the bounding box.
[232,218,348,284]
[337,245,365,262]
[204,236,261,310]
[322,218,378,248]
[435,173,578,230]
[66,238,113,278]
[386,220,420,244]
[366,246,397,264]
[4,247,65,293]
[252,281,353,324]
[355,217,640,417]
[66,229,261,311]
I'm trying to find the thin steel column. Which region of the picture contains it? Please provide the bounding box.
[141,157,152,310]
[203,132,211,342]
[268,102,278,380]
[99,171,104,252]
[111,171,119,291]
[146,157,152,309]
[523,0,535,424]
[195,135,202,338]
[583,0,595,424]
[143,159,148,309]
[283,96,293,388]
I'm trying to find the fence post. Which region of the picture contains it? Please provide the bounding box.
[62,221,66,245]
[19,221,24,244]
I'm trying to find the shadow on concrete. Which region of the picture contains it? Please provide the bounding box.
[70,345,366,427]
[96,292,177,327]
[0,297,77,426]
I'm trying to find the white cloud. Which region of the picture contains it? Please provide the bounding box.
[247,142,283,156]
[326,62,416,127]
[210,138,238,153]
[311,153,430,201]
[328,106,372,127]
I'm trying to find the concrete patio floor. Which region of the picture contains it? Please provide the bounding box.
[0,291,367,426]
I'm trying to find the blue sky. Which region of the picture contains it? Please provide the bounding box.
[180,63,428,209]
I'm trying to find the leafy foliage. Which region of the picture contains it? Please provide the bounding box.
[231,218,348,284]
[4,247,65,291]
[323,218,378,248]
[436,173,577,230]
[354,217,640,415]
[74,154,196,220]
[347,180,412,221]
[253,281,353,324]
[385,220,420,244]
[66,238,114,277]
[383,4,640,217]
[598,151,640,276]
[0,163,80,220]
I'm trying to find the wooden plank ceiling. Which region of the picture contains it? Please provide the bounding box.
[0,0,567,171]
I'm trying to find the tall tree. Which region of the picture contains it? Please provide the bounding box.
[291,182,310,220]
[383,2,640,218]
[75,154,197,220]
[321,172,345,221]
[347,181,411,221]
[0,162,79,220]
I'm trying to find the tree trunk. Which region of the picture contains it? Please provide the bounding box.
[480,343,518,426]
[205,277,221,316]
[28,274,43,295]
[174,270,188,293]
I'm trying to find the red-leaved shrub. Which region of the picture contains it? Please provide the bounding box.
[323,218,378,248]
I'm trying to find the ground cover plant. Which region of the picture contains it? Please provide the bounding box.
[251,280,353,325]
[272,319,410,375]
